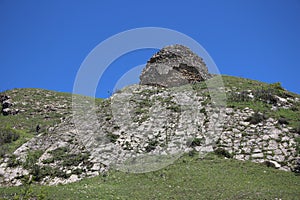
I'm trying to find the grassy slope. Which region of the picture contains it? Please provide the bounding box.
[0,88,73,156]
[0,77,300,199]
[0,154,299,199]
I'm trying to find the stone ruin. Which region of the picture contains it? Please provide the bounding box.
[140,44,211,87]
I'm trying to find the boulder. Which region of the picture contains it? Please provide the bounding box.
[140,44,211,87]
[2,99,13,109]
[264,160,281,169]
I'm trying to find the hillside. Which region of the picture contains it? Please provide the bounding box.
[0,75,300,199]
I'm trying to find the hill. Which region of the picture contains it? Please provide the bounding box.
[0,75,300,199]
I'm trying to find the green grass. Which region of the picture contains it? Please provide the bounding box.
[0,153,299,200]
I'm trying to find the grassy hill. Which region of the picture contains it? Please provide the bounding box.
[0,153,299,199]
[0,88,73,157]
[0,76,300,199]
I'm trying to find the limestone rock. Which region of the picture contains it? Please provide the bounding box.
[264,160,281,169]
[140,44,211,87]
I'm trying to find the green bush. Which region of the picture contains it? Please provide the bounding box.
[145,140,159,152]
[270,82,284,91]
[246,112,266,124]
[295,123,300,134]
[229,91,250,102]
[30,165,70,181]
[0,145,8,157]
[214,148,232,158]
[23,150,43,169]
[190,138,203,147]
[253,88,277,105]
[62,153,90,167]
[167,104,181,112]
[278,117,289,125]
[7,154,21,167]
[42,157,55,164]
[0,127,20,145]
[106,132,119,143]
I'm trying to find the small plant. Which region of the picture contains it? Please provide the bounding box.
[167,104,181,112]
[106,132,119,143]
[62,153,90,167]
[7,154,21,167]
[253,88,277,105]
[245,112,266,124]
[229,91,250,102]
[190,138,203,147]
[277,117,289,125]
[200,108,206,114]
[145,140,159,152]
[214,148,232,158]
[0,127,20,145]
[295,123,300,134]
[42,157,55,164]
[23,150,43,169]
[188,149,198,157]
[123,141,133,150]
[270,82,284,91]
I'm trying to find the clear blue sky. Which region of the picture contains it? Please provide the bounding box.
[0,0,299,98]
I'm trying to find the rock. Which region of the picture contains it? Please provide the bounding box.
[267,140,278,150]
[0,95,10,103]
[234,154,245,160]
[2,108,19,116]
[2,99,13,109]
[239,121,250,127]
[274,155,285,162]
[251,153,264,159]
[140,44,211,87]
[68,174,79,182]
[1,95,19,116]
[2,108,12,116]
[264,160,281,169]
[262,135,270,141]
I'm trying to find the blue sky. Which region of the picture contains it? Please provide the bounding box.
[0,0,299,98]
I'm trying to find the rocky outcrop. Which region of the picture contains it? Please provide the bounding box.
[0,95,19,116]
[0,48,299,186]
[140,44,211,87]
[0,83,299,186]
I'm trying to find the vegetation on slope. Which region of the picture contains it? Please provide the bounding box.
[0,153,299,200]
[0,88,72,157]
[0,76,300,199]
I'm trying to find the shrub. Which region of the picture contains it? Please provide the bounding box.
[245,112,266,124]
[30,165,70,181]
[42,157,55,164]
[229,91,250,102]
[0,127,20,145]
[23,150,43,169]
[145,140,159,152]
[7,154,21,167]
[190,138,203,147]
[277,117,289,125]
[167,104,181,112]
[253,88,277,104]
[0,146,8,158]
[49,146,68,160]
[270,82,284,91]
[62,153,90,167]
[188,149,198,157]
[295,123,300,134]
[214,148,232,158]
[31,164,42,181]
[106,132,119,143]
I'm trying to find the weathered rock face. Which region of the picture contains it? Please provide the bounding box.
[140,44,211,87]
[1,83,299,186]
[0,94,19,116]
